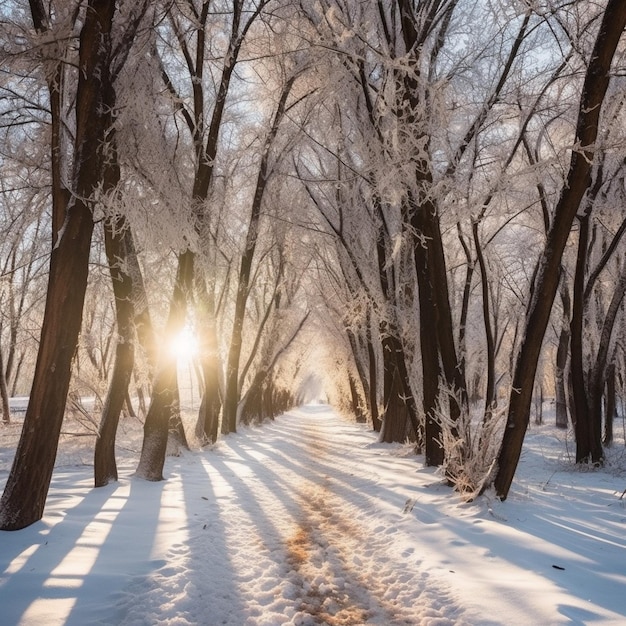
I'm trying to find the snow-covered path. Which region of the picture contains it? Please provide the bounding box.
[2,405,626,625]
[116,406,467,625]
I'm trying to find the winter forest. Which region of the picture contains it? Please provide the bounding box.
[1,0,626,623]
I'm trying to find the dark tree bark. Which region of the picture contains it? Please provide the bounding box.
[585,260,626,461]
[348,373,366,422]
[491,0,626,500]
[412,220,444,464]
[396,1,468,462]
[604,362,616,445]
[0,0,118,530]
[197,304,221,443]
[570,209,592,459]
[28,0,70,242]
[456,223,475,391]
[380,344,410,444]
[92,48,145,485]
[374,223,421,445]
[366,313,382,432]
[555,281,571,428]
[94,216,136,487]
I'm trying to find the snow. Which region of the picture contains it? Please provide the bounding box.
[1,404,626,625]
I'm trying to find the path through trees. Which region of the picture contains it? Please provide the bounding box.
[1,0,626,528]
[2,406,625,624]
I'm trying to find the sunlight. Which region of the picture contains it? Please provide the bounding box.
[170,326,199,362]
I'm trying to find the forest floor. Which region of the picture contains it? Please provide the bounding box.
[1,404,626,625]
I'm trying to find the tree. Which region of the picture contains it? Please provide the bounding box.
[0,0,148,530]
[136,0,275,477]
[491,0,626,501]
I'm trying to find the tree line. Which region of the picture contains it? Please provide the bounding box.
[0,0,625,530]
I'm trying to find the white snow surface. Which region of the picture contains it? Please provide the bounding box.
[1,404,626,625]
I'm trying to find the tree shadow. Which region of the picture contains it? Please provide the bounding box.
[0,456,246,626]
[0,469,136,625]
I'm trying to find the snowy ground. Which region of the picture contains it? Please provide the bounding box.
[1,404,626,625]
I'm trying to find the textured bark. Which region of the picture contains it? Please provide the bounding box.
[348,374,365,422]
[380,341,409,444]
[456,224,475,390]
[28,0,70,242]
[374,220,420,444]
[398,1,468,449]
[346,328,371,422]
[413,224,444,464]
[192,272,222,443]
[586,260,626,462]
[492,0,626,500]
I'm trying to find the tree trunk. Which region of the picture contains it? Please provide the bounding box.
[348,373,365,422]
[570,210,593,460]
[374,225,421,444]
[604,362,616,445]
[28,0,70,243]
[456,223,475,390]
[534,382,543,426]
[397,0,467,465]
[586,258,626,462]
[136,251,192,481]
[366,329,381,432]
[380,341,409,444]
[0,342,10,424]
[0,0,118,530]
[239,369,266,426]
[346,328,371,421]
[414,238,444,464]
[555,282,571,428]
[195,281,222,443]
[491,0,626,500]
[94,216,136,487]
[473,220,496,418]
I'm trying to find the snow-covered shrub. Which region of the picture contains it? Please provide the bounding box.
[437,391,505,500]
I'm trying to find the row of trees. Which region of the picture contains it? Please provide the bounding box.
[0,0,625,529]
[303,0,626,495]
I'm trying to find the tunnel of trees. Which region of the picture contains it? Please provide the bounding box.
[1,0,626,529]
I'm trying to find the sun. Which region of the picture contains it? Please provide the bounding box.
[170,326,199,361]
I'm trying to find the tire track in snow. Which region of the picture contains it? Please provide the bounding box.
[283,411,465,625]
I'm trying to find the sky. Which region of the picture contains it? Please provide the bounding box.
[1,404,625,625]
